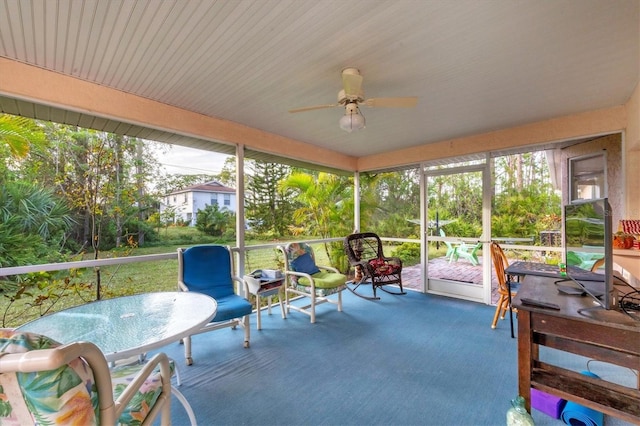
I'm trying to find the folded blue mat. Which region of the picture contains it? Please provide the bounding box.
[560,371,604,426]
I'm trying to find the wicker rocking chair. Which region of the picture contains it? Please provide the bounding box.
[344,232,406,300]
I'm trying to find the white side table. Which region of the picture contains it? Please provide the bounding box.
[244,274,286,330]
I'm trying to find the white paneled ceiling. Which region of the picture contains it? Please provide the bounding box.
[0,0,638,160]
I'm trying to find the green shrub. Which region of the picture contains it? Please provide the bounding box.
[392,242,420,264]
[195,204,234,236]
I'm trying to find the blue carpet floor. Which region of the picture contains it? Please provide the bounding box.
[152,289,636,426]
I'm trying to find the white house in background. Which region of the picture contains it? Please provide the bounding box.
[160,180,236,226]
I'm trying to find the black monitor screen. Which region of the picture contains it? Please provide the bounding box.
[563,198,613,310]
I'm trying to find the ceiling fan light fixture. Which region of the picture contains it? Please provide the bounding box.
[339,103,365,133]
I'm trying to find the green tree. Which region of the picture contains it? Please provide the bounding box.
[0,115,73,269]
[214,156,237,188]
[492,153,561,240]
[427,170,483,238]
[30,125,159,252]
[368,170,419,237]
[245,161,297,237]
[10,124,162,298]
[196,203,234,236]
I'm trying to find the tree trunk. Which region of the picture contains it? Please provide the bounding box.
[136,140,145,245]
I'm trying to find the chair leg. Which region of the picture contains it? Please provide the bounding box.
[377,279,407,296]
[172,387,197,426]
[256,295,263,330]
[243,315,250,348]
[491,295,506,329]
[500,293,518,322]
[500,298,509,320]
[285,289,291,314]
[310,292,316,324]
[337,290,343,312]
[183,335,193,366]
[347,279,381,300]
[278,292,287,319]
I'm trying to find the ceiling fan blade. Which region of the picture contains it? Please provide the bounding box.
[288,103,338,113]
[342,73,363,98]
[362,97,418,108]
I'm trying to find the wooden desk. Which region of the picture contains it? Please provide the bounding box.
[513,275,640,424]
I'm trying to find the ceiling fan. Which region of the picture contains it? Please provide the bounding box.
[288,67,418,132]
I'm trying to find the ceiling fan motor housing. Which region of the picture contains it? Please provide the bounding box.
[338,89,364,104]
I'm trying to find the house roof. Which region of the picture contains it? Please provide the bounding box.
[0,1,637,172]
[169,181,235,196]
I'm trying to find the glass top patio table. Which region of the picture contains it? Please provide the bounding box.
[17,292,217,362]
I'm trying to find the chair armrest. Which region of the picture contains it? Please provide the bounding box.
[0,341,105,373]
[178,280,189,292]
[382,256,403,267]
[113,352,172,420]
[239,276,252,297]
[232,275,251,299]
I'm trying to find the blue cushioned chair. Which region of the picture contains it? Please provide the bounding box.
[279,242,347,323]
[178,245,252,365]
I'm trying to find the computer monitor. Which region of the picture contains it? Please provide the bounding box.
[563,198,614,310]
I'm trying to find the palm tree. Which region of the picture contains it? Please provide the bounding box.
[280,172,354,238]
[0,114,45,158]
[280,172,354,269]
[0,182,74,266]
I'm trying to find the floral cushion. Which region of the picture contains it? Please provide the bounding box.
[0,329,99,425]
[292,282,346,297]
[284,242,317,285]
[368,258,401,275]
[110,361,169,425]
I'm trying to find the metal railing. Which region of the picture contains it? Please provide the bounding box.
[0,237,561,279]
[0,236,563,327]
